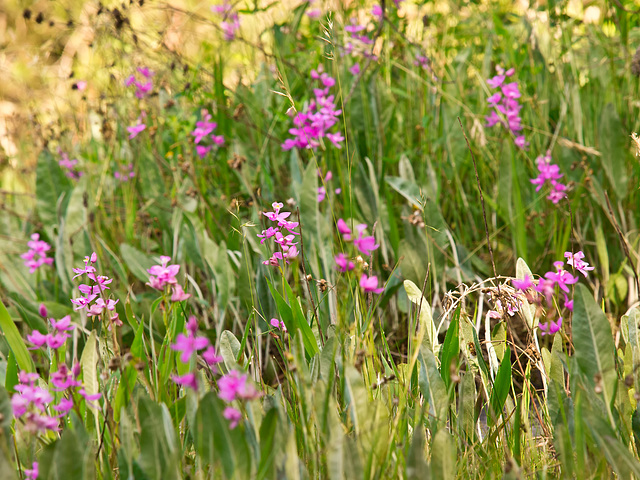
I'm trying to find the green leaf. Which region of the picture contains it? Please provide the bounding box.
[573,284,616,411]
[418,346,449,428]
[137,396,179,480]
[489,347,511,426]
[439,309,459,390]
[385,176,422,208]
[406,416,430,480]
[0,299,34,373]
[120,244,156,283]
[599,103,628,198]
[430,429,456,479]
[283,281,319,356]
[192,392,251,479]
[257,408,279,479]
[404,280,438,351]
[80,331,99,408]
[35,149,72,240]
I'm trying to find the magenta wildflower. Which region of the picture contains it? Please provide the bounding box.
[530,151,567,203]
[353,224,379,256]
[539,317,562,336]
[172,373,199,391]
[281,65,343,151]
[58,149,82,179]
[202,346,223,369]
[337,219,352,240]
[127,123,146,139]
[21,233,54,273]
[485,67,527,150]
[171,284,191,302]
[218,371,260,402]
[270,318,287,331]
[512,274,533,290]
[564,251,594,277]
[24,462,38,480]
[212,1,240,40]
[260,202,300,265]
[544,261,578,294]
[372,4,383,17]
[335,253,355,272]
[350,63,361,75]
[360,274,384,294]
[147,256,180,290]
[223,406,242,429]
[38,304,48,317]
[171,328,210,363]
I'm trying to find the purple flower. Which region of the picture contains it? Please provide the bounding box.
[171,331,210,364]
[335,253,355,272]
[360,274,384,294]
[218,371,260,402]
[223,406,242,429]
[486,74,505,89]
[350,63,361,75]
[372,4,383,17]
[337,219,352,240]
[127,123,146,139]
[21,233,54,273]
[353,224,379,256]
[539,317,562,336]
[564,251,594,277]
[171,284,191,302]
[512,274,533,290]
[317,186,326,202]
[270,318,287,331]
[147,256,180,290]
[202,346,223,368]
[24,462,38,480]
[172,373,199,391]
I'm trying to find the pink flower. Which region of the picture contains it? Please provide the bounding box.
[27,330,47,349]
[171,284,191,302]
[564,294,573,311]
[202,346,223,367]
[75,81,87,91]
[337,219,352,240]
[24,462,38,480]
[335,253,355,272]
[539,317,562,336]
[147,256,180,289]
[21,233,54,273]
[372,4,383,17]
[127,123,146,139]
[360,274,384,294]
[353,225,379,256]
[564,251,594,277]
[223,406,242,429]
[487,93,502,104]
[270,318,287,331]
[544,263,578,294]
[350,63,361,76]
[171,331,210,364]
[486,74,505,88]
[172,373,199,391]
[317,186,326,202]
[38,304,48,317]
[218,371,260,402]
[512,274,533,290]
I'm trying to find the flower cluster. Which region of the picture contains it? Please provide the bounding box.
[510,250,594,335]
[114,163,135,182]
[146,255,191,302]
[125,67,154,140]
[212,1,240,41]
[11,372,59,433]
[343,19,377,61]
[191,112,225,158]
[27,314,74,350]
[218,370,261,429]
[70,253,121,328]
[335,219,385,294]
[317,169,341,203]
[258,202,300,266]
[171,316,222,390]
[485,66,528,150]
[281,66,344,151]
[125,67,154,99]
[58,149,82,180]
[530,150,567,204]
[21,233,53,274]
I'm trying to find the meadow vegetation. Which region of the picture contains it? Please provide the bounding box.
[1,0,640,478]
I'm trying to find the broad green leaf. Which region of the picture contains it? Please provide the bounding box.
[385,176,422,208]
[489,347,511,426]
[119,243,155,283]
[599,103,628,198]
[430,429,455,479]
[404,280,438,351]
[192,392,251,479]
[418,346,449,428]
[80,331,99,407]
[406,417,430,480]
[257,408,279,479]
[283,281,319,356]
[573,284,616,410]
[439,309,459,390]
[35,150,72,240]
[0,299,34,373]
[137,397,179,480]
[219,330,242,371]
